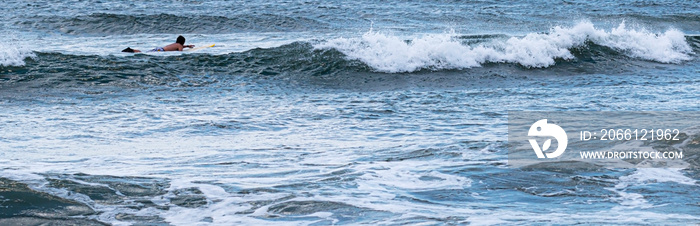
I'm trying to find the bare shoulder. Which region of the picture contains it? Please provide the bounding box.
[162,43,183,51]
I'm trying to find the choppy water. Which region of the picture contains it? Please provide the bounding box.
[1,0,699,225]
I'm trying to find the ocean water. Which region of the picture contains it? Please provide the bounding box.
[1,0,699,225]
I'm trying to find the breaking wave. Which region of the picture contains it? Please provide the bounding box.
[0,44,35,67]
[315,21,694,73]
[3,23,699,90]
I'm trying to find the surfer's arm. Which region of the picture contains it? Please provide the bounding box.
[184,45,194,48]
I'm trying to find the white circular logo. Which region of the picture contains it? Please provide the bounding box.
[528,119,568,158]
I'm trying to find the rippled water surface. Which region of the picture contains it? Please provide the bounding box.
[1,0,699,225]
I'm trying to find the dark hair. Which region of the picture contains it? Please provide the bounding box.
[122,47,134,53]
[176,35,185,45]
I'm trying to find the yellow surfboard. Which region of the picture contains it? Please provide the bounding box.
[185,44,215,52]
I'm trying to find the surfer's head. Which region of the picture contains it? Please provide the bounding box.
[176,35,186,45]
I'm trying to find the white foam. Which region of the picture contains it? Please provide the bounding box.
[0,44,35,67]
[358,169,471,192]
[315,21,693,73]
[617,168,697,187]
[606,168,697,209]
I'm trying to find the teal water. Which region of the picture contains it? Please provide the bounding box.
[1,0,699,225]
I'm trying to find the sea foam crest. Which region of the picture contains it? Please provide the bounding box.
[0,45,35,67]
[316,21,693,73]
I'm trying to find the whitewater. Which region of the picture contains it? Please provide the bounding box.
[1,0,699,225]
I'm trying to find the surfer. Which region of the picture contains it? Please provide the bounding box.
[122,35,194,53]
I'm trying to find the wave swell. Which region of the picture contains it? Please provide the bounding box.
[0,42,358,88]
[2,31,699,89]
[315,21,694,73]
